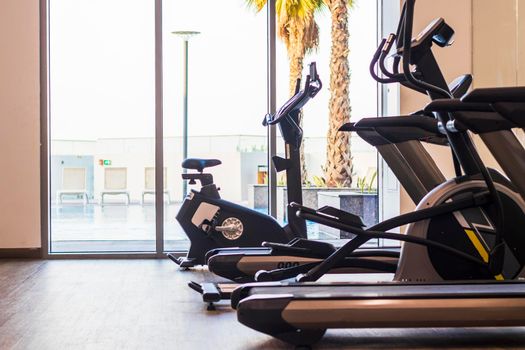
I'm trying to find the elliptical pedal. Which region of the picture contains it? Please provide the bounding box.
[167,253,196,269]
[188,281,237,310]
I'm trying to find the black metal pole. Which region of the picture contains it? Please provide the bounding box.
[155,0,165,256]
[182,39,189,199]
[267,0,277,217]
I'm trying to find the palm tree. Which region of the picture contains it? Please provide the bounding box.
[246,0,324,184]
[322,0,354,187]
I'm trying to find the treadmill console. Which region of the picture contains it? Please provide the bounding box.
[415,18,455,47]
[397,18,455,58]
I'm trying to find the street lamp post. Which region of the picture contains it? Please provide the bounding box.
[172,31,200,199]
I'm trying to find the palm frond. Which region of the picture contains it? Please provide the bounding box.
[280,0,323,19]
[244,0,268,12]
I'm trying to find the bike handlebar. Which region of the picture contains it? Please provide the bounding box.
[263,62,322,126]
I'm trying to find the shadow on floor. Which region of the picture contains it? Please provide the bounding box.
[244,327,525,349]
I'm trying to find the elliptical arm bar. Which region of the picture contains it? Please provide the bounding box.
[401,0,452,99]
[293,78,301,94]
[370,38,399,84]
[379,34,403,80]
[396,1,408,50]
[291,190,491,281]
[296,211,487,282]
[297,236,369,282]
[265,66,321,126]
[370,37,407,84]
[292,190,490,234]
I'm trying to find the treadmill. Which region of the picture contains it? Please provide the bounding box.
[232,280,525,345]
[230,1,525,346]
[231,94,525,345]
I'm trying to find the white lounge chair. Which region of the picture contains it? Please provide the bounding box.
[141,167,170,205]
[101,167,130,205]
[57,167,89,205]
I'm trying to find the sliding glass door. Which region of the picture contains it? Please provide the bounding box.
[162,0,269,251]
[44,0,397,255]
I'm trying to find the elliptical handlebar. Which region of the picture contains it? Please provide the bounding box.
[379,34,402,80]
[370,36,406,84]
[371,0,452,96]
[263,62,322,126]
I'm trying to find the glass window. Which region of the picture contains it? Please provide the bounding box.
[48,0,156,252]
[275,1,379,243]
[45,0,394,255]
[162,0,268,251]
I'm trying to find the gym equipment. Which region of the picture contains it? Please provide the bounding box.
[231,1,525,345]
[200,75,471,284]
[233,281,525,346]
[188,0,473,305]
[232,93,525,345]
[167,63,320,268]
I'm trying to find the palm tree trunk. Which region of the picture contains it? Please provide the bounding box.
[324,0,352,187]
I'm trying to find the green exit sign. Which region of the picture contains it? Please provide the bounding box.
[99,159,112,166]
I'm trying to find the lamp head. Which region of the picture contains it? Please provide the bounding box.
[172,30,201,41]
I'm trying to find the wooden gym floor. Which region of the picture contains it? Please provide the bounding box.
[1,259,525,350]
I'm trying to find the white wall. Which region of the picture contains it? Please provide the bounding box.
[398,0,525,215]
[472,0,525,146]
[0,0,41,248]
[399,0,473,214]
[473,0,521,88]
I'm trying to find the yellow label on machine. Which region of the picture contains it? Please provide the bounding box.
[464,229,489,263]
[464,229,506,280]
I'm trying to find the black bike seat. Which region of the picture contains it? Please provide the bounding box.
[182,158,222,172]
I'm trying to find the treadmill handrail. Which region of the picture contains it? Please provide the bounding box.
[424,99,493,113]
[462,86,525,103]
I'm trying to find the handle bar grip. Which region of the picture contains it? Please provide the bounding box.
[293,78,301,94]
[267,74,312,126]
[370,37,405,84]
[369,38,386,82]
[263,61,321,126]
[379,34,399,79]
[309,62,317,80]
